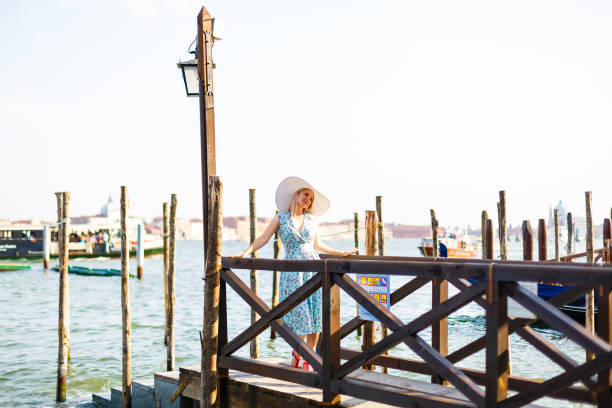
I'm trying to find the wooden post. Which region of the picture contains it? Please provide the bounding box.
[43,224,50,270]
[270,210,280,340]
[498,191,508,260]
[432,274,448,386]
[202,176,223,408]
[167,194,177,371]
[538,219,547,261]
[137,223,144,279]
[522,221,533,261]
[353,212,362,336]
[249,189,259,359]
[485,219,494,260]
[197,6,217,261]
[430,209,438,258]
[567,212,574,257]
[485,267,509,405]
[598,218,612,407]
[585,192,595,363]
[554,209,560,262]
[362,210,377,370]
[322,260,341,405]
[481,211,488,259]
[120,187,131,408]
[163,202,169,346]
[55,192,70,403]
[376,197,389,374]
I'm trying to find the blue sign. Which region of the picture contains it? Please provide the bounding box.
[356,273,391,322]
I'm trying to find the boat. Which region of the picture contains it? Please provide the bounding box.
[51,264,134,277]
[0,224,162,260]
[418,233,479,258]
[0,262,31,271]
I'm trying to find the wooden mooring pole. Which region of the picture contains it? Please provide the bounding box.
[376,196,389,374]
[163,202,169,346]
[554,209,560,262]
[137,223,144,279]
[485,219,493,260]
[498,191,508,260]
[55,192,70,403]
[430,207,448,385]
[362,210,377,370]
[249,188,259,359]
[598,218,612,406]
[538,219,547,261]
[120,186,131,408]
[567,212,574,257]
[167,194,177,371]
[43,224,50,270]
[585,192,595,363]
[270,210,280,340]
[354,212,361,336]
[522,221,533,261]
[201,176,223,408]
[481,211,488,259]
[430,209,438,258]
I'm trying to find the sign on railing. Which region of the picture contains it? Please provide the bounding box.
[357,273,390,321]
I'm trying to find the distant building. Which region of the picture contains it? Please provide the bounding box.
[549,200,568,227]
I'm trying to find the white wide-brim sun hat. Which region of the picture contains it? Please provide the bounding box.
[275,176,330,216]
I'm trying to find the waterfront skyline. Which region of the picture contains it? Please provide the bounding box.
[2,1,611,229]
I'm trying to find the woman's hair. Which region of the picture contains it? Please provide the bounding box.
[288,188,314,215]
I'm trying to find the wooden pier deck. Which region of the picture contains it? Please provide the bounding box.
[178,358,544,408]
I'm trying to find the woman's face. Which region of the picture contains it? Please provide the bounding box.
[297,189,314,210]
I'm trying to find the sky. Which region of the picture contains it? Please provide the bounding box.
[1,0,611,229]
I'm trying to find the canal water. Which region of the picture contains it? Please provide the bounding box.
[0,238,593,407]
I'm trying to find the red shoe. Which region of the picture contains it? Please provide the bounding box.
[290,350,302,368]
[302,360,313,371]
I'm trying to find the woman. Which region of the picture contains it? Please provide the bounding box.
[231,176,357,370]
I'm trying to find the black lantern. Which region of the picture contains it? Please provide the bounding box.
[177,59,199,97]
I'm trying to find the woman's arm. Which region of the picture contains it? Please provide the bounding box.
[229,215,279,257]
[314,231,358,256]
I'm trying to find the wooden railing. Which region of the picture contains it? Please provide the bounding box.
[218,255,612,407]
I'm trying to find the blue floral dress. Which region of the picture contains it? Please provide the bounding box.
[278,210,322,336]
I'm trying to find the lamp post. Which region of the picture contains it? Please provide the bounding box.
[177,7,217,259]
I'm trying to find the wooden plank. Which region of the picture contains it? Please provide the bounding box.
[506,283,612,355]
[221,269,322,372]
[222,257,612,285]
[218,356,320,389]
[485,275,509,406]
[220,272,322,356]
[339,348,592,403]
[322,263,340,404]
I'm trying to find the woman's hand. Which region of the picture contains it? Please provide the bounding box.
[228,253,246,258]
[342,248,359,256]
